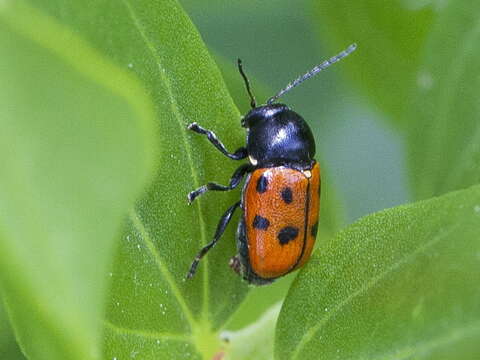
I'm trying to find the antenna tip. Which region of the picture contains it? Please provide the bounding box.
[349,43,357,51]
[237,58,242,65]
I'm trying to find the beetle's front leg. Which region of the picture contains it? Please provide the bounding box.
[187,122,247,160]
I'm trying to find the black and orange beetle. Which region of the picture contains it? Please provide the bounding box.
[186,44,356,285]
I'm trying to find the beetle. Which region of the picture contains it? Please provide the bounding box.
[186,44,356,285]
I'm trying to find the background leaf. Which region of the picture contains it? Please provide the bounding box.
[407,0,480,199]
[276,184,480,359]
[0,1,157,360]
[98,1,249,359]
[313,0,434,127]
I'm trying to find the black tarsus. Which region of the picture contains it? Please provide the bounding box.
[186,201,242,279]
[237,58,257,108]
[187,163,252,204]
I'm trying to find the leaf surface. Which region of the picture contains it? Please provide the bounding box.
[276,184,480,359]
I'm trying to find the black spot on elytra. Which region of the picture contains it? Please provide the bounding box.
[281,187,293,204]
[253,215,270,230]
[311,221,319,238]
[277,226,299,245]
[256,175,268,193]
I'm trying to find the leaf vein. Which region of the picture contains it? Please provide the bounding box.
[120,0,210,322]
[129,210,196,330]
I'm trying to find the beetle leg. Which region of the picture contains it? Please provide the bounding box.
[187,163,252,204]
[186,201,241,279]
[187,122,247,160]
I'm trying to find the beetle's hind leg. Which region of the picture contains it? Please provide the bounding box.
[188,163,251,204]
[187,122,247,160]
[186,201,241,279]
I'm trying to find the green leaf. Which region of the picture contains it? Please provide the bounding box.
[276,184,480,359]
[312,1,434,126]
[407,1,480,199]
[96,1,249,360]
[0,1,157,359]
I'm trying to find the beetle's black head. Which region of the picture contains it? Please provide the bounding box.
[242,104,315,169]
[236,44,357,169]
[241,103,287,128]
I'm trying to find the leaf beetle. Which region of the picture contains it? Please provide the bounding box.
[187,44,356,285]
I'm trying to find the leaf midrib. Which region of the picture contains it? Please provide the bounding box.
[120,0,210,329]
[129,210,196,328]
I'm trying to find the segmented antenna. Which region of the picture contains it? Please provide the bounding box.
[238,58,257,108]
[267,43,357,105]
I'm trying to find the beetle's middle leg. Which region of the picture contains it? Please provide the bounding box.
[187,163,252,204]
